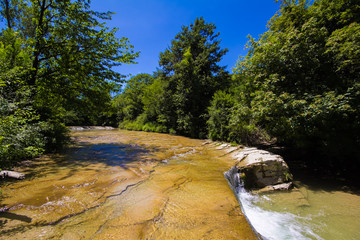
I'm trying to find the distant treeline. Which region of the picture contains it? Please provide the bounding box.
[114,0,360,174]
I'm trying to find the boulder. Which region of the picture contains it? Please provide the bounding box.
[231,147,293,190]
[0,170,25,180]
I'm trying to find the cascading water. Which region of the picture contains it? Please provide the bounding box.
[225,166,360,240]
[225,167,321,240]
[236,186,322,240]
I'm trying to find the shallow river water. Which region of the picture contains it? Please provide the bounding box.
[2,129,360,240]
[0,130,257,239]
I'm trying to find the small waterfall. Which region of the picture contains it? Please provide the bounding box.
[224,167,321,240]
[224,167,266,240]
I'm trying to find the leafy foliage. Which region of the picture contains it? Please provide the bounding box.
[113,73,154,122]
[115,18,229,137]
[207,91,235,142]
[116,17,230,138]
[0,0,137,167]
[208,0,360,172]
[160,17,230,138]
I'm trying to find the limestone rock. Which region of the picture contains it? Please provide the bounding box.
[0,170,25,180]
[231,147,293,190]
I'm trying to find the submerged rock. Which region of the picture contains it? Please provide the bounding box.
[253,182,293,193]
[230,147,293,191]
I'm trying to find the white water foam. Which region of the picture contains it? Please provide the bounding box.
[237,188,323,240]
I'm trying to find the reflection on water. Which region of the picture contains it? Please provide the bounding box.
[0,130,257,239]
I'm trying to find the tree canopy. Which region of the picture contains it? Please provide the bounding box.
[207,0,360,173]
[115,17,229,138]
[0,0,138,167]
[157,17,229,137]
[1,0,138,121]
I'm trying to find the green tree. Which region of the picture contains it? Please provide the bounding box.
[0,0,138,123]
[229,0,360,172]
[157,17,229,138]
[0,29,69,166]
[114,73,154,122]
[0,0,138,166]
[207,91,235,141]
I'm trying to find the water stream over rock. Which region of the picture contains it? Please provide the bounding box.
[0,130,257,239]
[225,158,360,240]
[2,129,359,239]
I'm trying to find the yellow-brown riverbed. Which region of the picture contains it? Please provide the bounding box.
[0,130,257,239]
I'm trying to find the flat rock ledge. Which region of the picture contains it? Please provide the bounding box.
[217,143,293,191]
[69,126,115,131]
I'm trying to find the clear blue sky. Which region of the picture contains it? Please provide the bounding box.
[91,0,281,78]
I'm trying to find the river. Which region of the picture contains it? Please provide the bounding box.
[0,129,257,239]
[1,129,360,239]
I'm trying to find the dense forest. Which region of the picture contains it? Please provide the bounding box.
[1,0,359,177]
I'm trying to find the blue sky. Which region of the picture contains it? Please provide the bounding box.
[91,0,281,78]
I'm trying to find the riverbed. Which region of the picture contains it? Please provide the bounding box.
[0,130,257,239]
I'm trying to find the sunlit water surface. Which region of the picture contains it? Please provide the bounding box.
[0,130,257,239]
[2,129,359,240]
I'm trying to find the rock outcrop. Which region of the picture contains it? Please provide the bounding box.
[217,143,293,191]
[233,147,293,190]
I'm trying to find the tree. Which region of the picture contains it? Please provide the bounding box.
[0,0,24,30]
[207,90,235,142]
[0,0,138,166]
[0,0,139,122]
[157,17,229,138]
[229,0,360,172]
[113,73,154,122]
[0,29,69,166]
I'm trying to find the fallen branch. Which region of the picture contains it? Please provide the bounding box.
[0,171,25,180]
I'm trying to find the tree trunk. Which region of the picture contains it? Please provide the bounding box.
[3,0,12,29]
[30,0,47,86]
